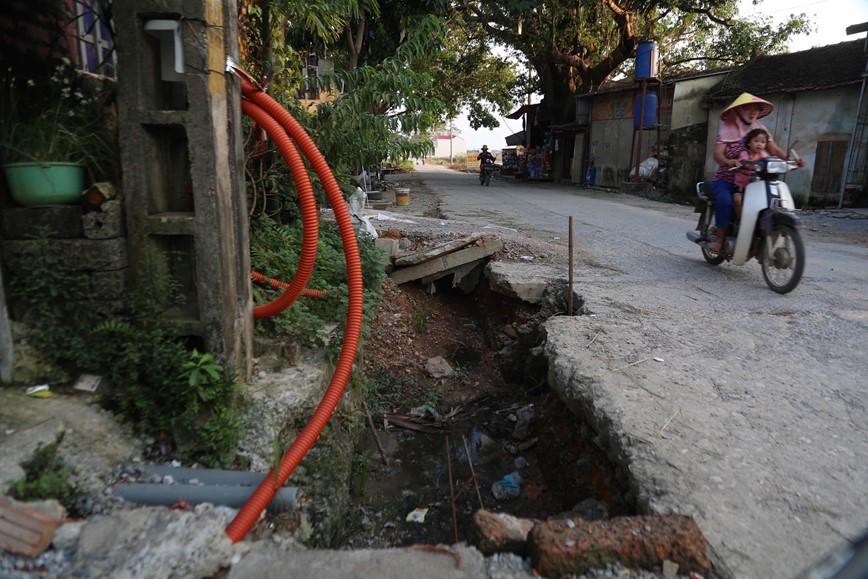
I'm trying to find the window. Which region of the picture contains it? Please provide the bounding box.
[73,0,116,77]
[811,140,849,194]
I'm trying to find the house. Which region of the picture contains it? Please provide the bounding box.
[566,38,867,205]
[704,39,867,206]
[431,133,467,161]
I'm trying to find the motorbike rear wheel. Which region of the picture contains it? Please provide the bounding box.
[761,224,805,294]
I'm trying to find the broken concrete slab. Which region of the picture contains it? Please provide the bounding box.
[485,262,567,304]
[389,239,503,286]
[394,233,484,266]
[227,544,487,579]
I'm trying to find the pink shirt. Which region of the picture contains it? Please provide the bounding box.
[734,150,769,188]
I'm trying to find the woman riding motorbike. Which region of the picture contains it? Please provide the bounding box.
[708,93,803,252]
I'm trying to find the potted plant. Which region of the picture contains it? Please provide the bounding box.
[1,61,117,207]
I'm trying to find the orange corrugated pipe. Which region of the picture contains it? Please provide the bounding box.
[225,79,364,543]
[250,270,328,299]
[242,98,318,319]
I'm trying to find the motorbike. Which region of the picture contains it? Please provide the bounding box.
[686,155,805,294]
[479,157,496,186]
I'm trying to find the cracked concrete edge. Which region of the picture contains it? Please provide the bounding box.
[541,317,735,579]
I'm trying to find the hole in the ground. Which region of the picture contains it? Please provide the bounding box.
[340,275,634,549]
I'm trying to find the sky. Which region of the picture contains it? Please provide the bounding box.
[454,0,868,151]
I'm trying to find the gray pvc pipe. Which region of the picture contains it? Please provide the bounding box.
[142,465,274,487]
[115,483,297,512]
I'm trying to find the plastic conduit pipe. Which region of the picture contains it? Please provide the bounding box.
[241,98,319,319]
[250,271,328,300]
[225,79,364,543]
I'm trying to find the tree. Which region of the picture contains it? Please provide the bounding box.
[461,0,813,124]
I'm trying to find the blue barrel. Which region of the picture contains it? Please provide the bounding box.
[633,91,658,129]
[635,41,659,79]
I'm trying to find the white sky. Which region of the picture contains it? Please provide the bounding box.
[454,0,868,151]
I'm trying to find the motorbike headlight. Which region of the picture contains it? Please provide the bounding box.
[765,160,789,174]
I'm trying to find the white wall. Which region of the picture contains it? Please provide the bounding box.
[432,135,467,159]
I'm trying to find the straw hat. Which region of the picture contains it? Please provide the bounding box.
[720,93,773,121]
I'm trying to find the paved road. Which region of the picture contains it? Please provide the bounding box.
[411,165,868,578]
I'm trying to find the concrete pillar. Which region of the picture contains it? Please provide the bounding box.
[113,0,252,378]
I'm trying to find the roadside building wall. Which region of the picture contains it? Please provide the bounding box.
[432,135,467,160]
[668,74,726,201]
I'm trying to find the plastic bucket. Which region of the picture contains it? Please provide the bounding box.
[3,162,84,207]
[395,188,410,206]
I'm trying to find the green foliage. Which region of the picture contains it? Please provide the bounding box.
[249,215,386,348]
[9,434,75,504]
[460,0,813,124]
[7,247,243,468]
[182,349,224,393]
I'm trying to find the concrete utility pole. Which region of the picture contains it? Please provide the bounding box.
[113,0,253,377]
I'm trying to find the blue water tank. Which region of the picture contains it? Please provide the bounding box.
[635,41,659,79]
[633,92,658,129]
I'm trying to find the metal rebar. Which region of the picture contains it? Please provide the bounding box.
[362,402,389,465]
[445,435,459,544]
[461,435,485,510]
[568,216,574,316]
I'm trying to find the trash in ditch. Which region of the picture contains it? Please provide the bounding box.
[491,472,522,500]
[406,508,428,523]
[25,385,53,398]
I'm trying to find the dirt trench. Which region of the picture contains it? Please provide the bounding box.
[335,274,635,549]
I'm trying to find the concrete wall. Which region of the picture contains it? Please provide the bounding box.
[432,135,467,160]
[704,86,860,205]
[588,88,671,188]
[667,75,725,201]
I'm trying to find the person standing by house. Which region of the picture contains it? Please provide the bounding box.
[707,93,803,253]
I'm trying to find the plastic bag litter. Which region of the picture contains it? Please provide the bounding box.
[491,472,522,500]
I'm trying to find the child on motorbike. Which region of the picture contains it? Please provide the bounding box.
[731,128,771,220]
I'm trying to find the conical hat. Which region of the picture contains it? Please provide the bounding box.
[720,93,773,121]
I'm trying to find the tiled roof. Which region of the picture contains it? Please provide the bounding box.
[706,39,866,102]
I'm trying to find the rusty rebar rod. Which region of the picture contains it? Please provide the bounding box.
[445,435,459,544]
[362,402,389,465]
[461,435,485,510]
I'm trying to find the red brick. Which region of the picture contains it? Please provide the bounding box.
[529,515,711,577]
[0,497,62,557]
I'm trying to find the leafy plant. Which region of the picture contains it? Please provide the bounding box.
[9,434,76,505]
[8,246,243,468]
[249,216,387,349]
[0,60,118,181]
[182,349,224,393]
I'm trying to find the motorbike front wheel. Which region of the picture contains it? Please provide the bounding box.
[760,224,805,294]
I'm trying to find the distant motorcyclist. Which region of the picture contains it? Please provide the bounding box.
[477,145,495,164]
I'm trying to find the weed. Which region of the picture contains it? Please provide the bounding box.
[9,433,76,506]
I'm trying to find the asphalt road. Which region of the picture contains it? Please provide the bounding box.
[408,164,868,578]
